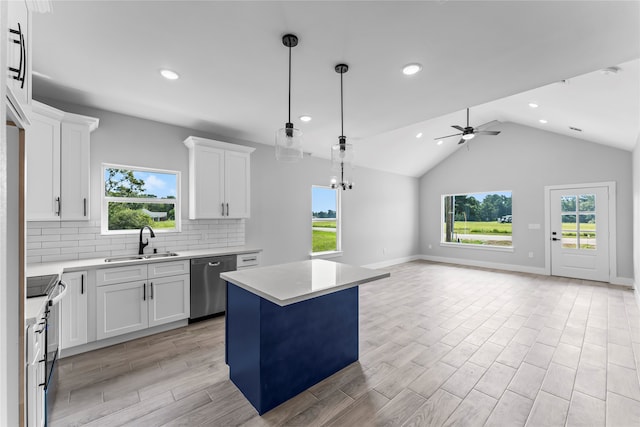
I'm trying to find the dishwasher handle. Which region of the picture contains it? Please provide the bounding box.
[208,261,221,267]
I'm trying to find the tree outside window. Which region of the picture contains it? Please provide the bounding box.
[442,191,512,247]
[103,165,180,233]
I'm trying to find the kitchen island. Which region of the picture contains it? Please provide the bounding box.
[221,259,390,415]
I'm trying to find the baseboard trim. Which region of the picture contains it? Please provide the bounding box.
[417,255,548,276]
[59,319,189,358]
[634,282,640,311]
[362,255,423,270]
[610,277,634,287]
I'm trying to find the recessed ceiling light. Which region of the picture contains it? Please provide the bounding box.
[402,63,422,76]
[299,115,312,122]
[160,69,179,80]
[528,102,539,108]
[539,119,548,124]
[416,132,423,138]
[437,140,444,145]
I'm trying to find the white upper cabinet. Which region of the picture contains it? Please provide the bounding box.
[183,137,255,219]
[26,107,61,221]
[26,101,99,221]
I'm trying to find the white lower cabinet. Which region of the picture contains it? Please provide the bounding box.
[60,271,88,349]
[26,309,45,427]
[97,280,148,340]
[96,260,190,340]
[148,275,190,327]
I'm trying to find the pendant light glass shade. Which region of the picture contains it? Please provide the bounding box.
[330,64,354,190]
[275,33,303,162]
[330,138,354,190]
[275,125,303,162]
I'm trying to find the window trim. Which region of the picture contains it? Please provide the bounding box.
[101,163,181,235]
[310,185,342,257]
[440,190,513,250]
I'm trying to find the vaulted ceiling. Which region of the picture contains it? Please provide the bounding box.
[32,1,640,177]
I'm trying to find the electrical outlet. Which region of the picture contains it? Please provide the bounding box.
[428,244,432,249]
[528,251,534,258]
[383,247,387,255]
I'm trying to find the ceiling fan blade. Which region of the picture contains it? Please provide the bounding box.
[475,120,500,131]
[458,138,466,145]
[451,125,465,131]
[475,130,501,136]
[434,132,463,140]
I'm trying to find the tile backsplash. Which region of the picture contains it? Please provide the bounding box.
[27,219,245,264]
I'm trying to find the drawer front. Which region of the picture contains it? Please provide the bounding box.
[148,260,190,279]
[237,252,260,269]
[96,264,147,287]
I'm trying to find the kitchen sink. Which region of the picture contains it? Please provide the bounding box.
[104,252,179,263]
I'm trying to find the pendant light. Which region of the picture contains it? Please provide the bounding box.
[330,64,354,190]
[275,34,303,162]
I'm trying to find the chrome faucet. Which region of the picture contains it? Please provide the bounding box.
[138,225,156,255]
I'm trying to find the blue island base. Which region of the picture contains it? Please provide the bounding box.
[225,283,359,415]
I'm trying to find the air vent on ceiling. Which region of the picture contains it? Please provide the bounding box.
[569,126,583,132]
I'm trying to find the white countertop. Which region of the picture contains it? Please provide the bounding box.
[26,246,262,277]
[25,246,261,324]
[221,259,390,306]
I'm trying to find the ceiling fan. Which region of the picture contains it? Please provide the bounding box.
[435,108,501,144]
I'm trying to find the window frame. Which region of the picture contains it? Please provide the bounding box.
[440,190,514,252]
[101,163,181,235]
[310,185,343,258]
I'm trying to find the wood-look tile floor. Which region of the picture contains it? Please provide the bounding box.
[51,261,640,426]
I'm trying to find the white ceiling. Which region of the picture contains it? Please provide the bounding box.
[31,1,640,178]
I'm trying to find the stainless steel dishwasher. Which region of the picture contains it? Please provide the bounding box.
[190,255,237,321]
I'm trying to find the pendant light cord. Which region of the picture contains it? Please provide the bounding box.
[340,71,344,137]
[288,45,292,124]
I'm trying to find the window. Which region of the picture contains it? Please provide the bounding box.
[311,186,341,254]
[560,194,596,249]
[442,191,512,248]
[102,164,180,234]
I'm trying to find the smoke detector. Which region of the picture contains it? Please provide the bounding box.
[601,66,621,75]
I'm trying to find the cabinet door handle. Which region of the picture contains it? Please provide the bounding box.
[55,197,61,216]
[19,26,26,89]
[8,23,25,87]
[221,203,225,216]
[83,198,87,217]
[150,282,154,299]
[226,203,229,216]
[81,274,84,295]
[243,257,257,262]
[143,283,146,301]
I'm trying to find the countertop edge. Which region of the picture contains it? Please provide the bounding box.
[27,246,263,277]
[222,269,390,307]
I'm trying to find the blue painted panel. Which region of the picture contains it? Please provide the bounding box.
[226,282,359,415]
[259,286,358,413]
[226,283,262,410]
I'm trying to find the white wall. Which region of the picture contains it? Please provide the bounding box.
[246,145,420,267]
[419,122,634,280]
[35,98,420,267]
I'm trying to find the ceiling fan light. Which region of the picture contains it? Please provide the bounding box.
[462,133,475,140]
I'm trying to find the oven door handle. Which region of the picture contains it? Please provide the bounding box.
[48,281,68,307]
